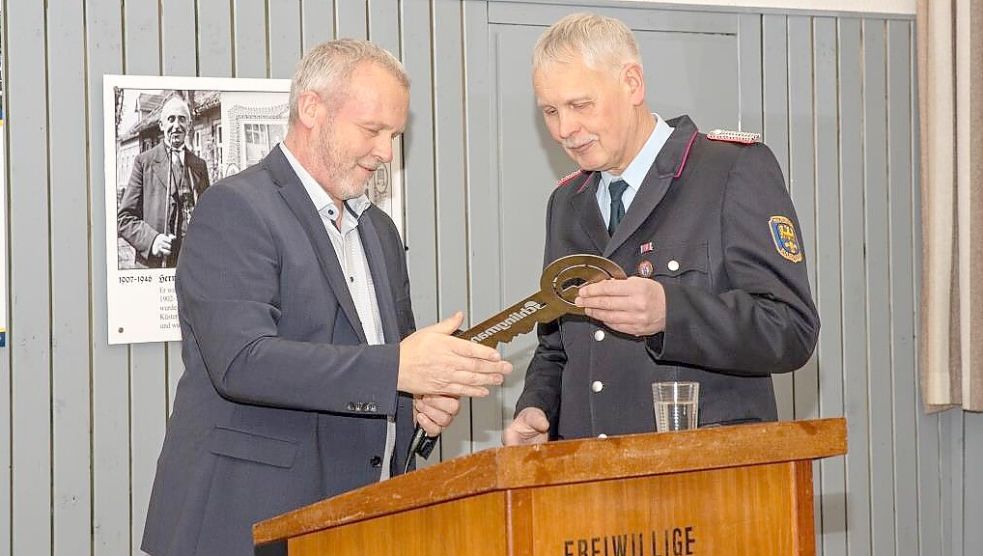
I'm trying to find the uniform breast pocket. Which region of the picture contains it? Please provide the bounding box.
[637,242,710,288]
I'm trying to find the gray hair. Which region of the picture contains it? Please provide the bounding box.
[288,38,409,123]
[532,12,640,73]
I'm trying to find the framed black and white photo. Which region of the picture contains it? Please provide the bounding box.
[104,75,404,345]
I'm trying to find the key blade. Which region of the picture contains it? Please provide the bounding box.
[454,293,562,348]
[451,255,626,347]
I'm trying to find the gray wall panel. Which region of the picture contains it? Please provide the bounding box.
[47,0,92,553]
[369,0,401,56]
[738,14,763,133]
[943,411,965,556]
[302,0,336,47]
[121,4,169,553]
[909,28,945,554]
[3,2,980,555]
[269,0,303,78]
[129,345,168,555]
[812,16,847,556]
[463,0,506,442]
[7,3,53,556]
[787,16,820,421]
[336,0,368,39]
[161,0,198,77]
[837,17,874,556]
[762,14,794,422]
[434,0,490,453]
[964,414,983,554]
[399,0,444,461]
[436,0,477,456]
[862,18,898,556]
[916,411,944,556]
[490,23,557,447]
[234,0,269,78]
[401,0,438,330]
[197,1,234,77]
[885,20,918,556]
[86,0,131,552]
[124,0,160,75]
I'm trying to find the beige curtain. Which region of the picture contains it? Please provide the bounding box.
[917,0,983,412]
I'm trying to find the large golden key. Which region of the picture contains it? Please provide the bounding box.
[456,254,626,347]
[408,254,627,464]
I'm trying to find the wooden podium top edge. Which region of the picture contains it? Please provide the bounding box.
[254,417,846,545]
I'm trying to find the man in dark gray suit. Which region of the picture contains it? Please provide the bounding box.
[504,13,819,445]
[142,40,511,556]
[118,96,210,268]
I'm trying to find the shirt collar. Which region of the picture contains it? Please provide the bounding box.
[600,113,675,191]
[165,144,186,163]
[278,142,372,220]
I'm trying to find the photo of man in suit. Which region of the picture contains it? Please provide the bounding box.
[117,96,210,268]
[140,39,512,556]
[504,13,820,445]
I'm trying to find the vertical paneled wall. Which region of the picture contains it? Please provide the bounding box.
[0,1,980,555]
[761,14,926,556]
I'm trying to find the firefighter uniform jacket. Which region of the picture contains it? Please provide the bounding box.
[515,115,820,440]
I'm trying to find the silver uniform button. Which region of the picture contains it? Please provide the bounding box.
[594,329,605,341]
[591,380,604,393]
[667,259,680,272]
[598,433,608,439]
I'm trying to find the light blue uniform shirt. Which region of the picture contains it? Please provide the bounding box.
[596,114,675,228]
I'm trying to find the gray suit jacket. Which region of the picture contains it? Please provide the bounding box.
[516,115,820,440]
[142,147,416,556]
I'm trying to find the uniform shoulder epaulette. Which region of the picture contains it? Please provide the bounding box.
[557,169,587,187]
[706,129,761,144]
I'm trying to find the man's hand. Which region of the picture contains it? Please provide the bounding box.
[151,233,175,256]
[398,312,512,398]
[502,407,550,446]
[574,276,666,336]
[413,395,460,436]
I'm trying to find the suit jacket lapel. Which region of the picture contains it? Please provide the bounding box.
[265,148,367,343]
[568,172,609,254]
[190,157,208,200]
[603,116,700,257]
[358,210,400,344]
[151,144,170,195]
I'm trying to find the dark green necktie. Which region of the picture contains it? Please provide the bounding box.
[607,179,629,236]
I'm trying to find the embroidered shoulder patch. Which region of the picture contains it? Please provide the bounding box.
[707,129,761,144]
[557,169,586,187]
[768,216,803,263]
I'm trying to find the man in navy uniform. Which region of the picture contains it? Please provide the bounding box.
[504,13,820,444]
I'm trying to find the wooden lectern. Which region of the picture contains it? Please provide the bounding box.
[254,418,846,555]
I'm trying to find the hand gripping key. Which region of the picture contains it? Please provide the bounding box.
[406,255,626,468]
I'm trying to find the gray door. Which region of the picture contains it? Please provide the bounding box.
[463,1,764,445]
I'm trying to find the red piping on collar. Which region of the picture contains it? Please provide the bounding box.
[557,169,586,188]
[577,178,592,194]
[673,130,699,178]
